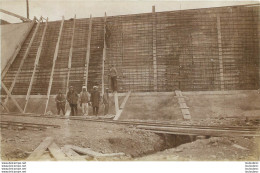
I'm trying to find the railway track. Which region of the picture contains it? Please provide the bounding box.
[0,120,60,130]
[1,113,259,137]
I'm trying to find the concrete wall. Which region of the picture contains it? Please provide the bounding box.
[1,22,32,73]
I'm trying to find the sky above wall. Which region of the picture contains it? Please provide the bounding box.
[0,0,258,23]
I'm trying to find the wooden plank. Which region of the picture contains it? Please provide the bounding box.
[152,6,158,91]
[85,15,92,89]
[0,9,31,22]
[8,19,41,95]
[48,142,69,161]
[61,146,88,161]
[65,15,76,113]
[101,13,107,96]
[1,82,23,113]
[1,18,36,78]
[67,145,125,158]
[24,18,48,113]
[217,15,225,91]
[27,137,54,161]
[44,17,65,115]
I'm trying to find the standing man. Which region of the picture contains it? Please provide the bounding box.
[79,86,89,116]
[109,64,118,92]
[55,89,66,115]
[66,86,78,116]
[90,86,100,116]
[103,88,109,115]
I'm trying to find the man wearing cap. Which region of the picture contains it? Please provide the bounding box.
[55,90,66,115]
[79,86,90,116]
[109,64,118,92]
[103,88,109,115]
[90,86,100,116]
[66,86,79,116]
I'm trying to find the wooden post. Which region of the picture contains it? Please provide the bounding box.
[44,17,65,115]
[85,15,92,89]
[102,13,107,96]
[24,18,48,113]
[114,92,119,115]
[217,15,225,91]
[152,6,158,91]
[1,82,23,113]
[8,18,41,94]
[65,15,76,112]
[1,18,36,78]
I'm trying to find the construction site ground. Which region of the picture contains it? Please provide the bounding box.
[1,90,260,161]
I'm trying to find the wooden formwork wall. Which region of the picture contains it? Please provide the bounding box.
[2,5,259,95]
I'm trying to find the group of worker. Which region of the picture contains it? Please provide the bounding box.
[55,65,118,116]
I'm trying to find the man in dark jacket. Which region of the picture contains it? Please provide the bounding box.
[109,64,118,92]
[90,86,100,116]
[103,88,109,115]
[55,89,66,115]
[66,86,78,116]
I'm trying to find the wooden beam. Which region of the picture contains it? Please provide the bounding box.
[61,146,88,161]
[0,9,31,22]
[65,15,76,112]
[1,18,36,78]
[1,82,23,113]
[113,91,131,120]
[102,13,107,96]
[67,145,125,158]
[27,137,54,161]
[48,142,69,161]
[119,91,131,109]
[85,15,92,89]
[7,18,41,95]
[152,6,158,91]
[44,17,65,115]
[217,15,225,91]
[24,18,48,113]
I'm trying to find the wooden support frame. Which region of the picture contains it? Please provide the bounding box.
[85,15,93,89]
[113,91,131,120]
[65,15,76,111]
[1,82,23,112]
[24,18,48,113]
[1,18,36,78]
[101,13,107,96]
[44,17,65,115]
[152,6,158,91]
[217,15,225,91]
[8,18,41,94]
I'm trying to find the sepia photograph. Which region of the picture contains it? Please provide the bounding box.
[0,0,259,170]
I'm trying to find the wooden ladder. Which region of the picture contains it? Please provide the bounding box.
[175,90,191,120]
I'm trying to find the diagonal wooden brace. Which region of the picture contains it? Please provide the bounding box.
[1,82,23,112]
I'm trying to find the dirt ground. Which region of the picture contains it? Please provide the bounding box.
[0,115,168,161]
[1,90,260,161]
[136,136,260,161]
